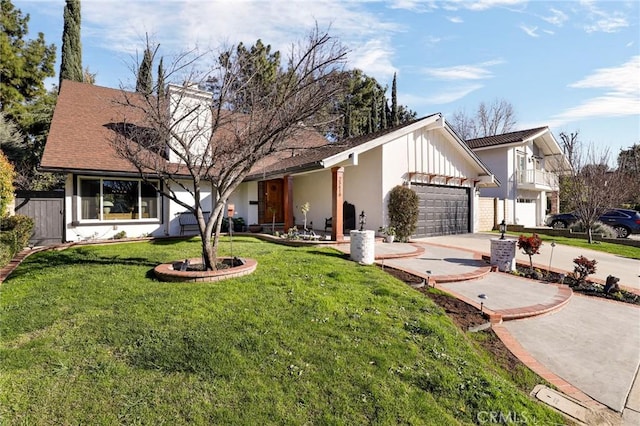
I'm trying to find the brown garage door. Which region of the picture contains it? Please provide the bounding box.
[413,184,470,238]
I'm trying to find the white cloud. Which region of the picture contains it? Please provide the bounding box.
[419,84,484,105]
[422,60,504,80]
[447,16,464,23]
[388,0,437,13]
[548,56,640,126]
[349,39,397,81]
[80,0,400,75]
[580,1,629,33]
[462,0,526,11]
[520,24,539,37]
[540,8,568,26]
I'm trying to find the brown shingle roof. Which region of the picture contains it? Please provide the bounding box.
[464,127,548,149]
[41,80,332,176]
[41,80,149,174]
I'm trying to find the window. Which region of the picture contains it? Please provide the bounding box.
[79,177,160,221]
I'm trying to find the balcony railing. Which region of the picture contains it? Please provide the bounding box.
[517,169,559,190]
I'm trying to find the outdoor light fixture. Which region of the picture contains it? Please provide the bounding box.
[478,293,487,313]
[499,220,507,240]
[359,210,366,231]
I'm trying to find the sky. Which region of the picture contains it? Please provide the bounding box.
[13,0,640,160]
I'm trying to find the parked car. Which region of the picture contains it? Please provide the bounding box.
[545,208,640,238]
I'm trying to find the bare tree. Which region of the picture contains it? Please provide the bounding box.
[558,131,629,243]
[110,28,347,270]
[450,98,516,139]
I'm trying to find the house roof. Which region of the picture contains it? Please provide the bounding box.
[42,81,496,184]
[465,127,549,149]
[464,126,570,172]
[41,80,330,176]
[246,116,437,179]
[41,80,149,175]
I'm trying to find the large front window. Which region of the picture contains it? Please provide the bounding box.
[79,177,160,221]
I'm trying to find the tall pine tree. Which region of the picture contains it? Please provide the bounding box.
[59,0,82,88]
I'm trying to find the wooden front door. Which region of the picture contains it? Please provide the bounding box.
[259,179,284,223]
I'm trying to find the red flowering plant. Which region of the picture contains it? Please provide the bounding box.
[572,256,597,284]
[517,233,542,271]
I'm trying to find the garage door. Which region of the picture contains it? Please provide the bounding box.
[413,184,470,238]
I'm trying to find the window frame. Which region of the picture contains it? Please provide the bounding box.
[76,175,161,223]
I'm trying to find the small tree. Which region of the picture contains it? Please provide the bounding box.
[112,28,347,270]
[572,256,597,284]
[450,98,516,140]
[301,202,310,231]
[517,233,542,271]
[388,185,419,242]
[0,151,15,218]
[559,132,629,243]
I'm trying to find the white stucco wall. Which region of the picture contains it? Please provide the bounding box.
[292,170,333,230]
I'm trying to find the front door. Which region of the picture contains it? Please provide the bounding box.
[259,179,284,223]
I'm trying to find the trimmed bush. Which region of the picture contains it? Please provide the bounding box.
[388,185,419,242]
[0,214,34,268]
[0,151,15,218]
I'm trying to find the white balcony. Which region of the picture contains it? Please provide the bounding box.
[516,169,559,191]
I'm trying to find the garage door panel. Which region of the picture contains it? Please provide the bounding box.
[413,184,470,238]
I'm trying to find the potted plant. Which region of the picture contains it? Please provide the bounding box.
[378,226,396,243]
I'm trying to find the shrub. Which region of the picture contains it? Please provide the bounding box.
[517,233,542,270]
[0,151,15,218]
[572,255,597,283]
[569,220,617,239]
[0,214,34,267]
[388,185,419,242]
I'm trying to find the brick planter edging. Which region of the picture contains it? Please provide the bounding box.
[153,257,257,282]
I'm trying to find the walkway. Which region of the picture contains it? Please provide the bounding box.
[333,236,640,424]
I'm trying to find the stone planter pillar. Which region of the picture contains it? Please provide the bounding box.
[490,238,517,272]
[350,230,375,265]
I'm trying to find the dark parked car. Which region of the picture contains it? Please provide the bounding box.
[545,208,640,238]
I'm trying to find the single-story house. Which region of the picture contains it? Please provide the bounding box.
[465,128,570,228]
[41,80,498,242]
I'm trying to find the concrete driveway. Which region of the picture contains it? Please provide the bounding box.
[502,295,640,413]
[420,233,640,291]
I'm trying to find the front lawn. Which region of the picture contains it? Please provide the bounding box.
[0,237,564,424]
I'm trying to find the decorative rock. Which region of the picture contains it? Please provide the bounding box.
[603,275,620,294]
[350,230,375,265]
[490,238,517,272]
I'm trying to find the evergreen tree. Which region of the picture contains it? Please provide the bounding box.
[59,0,82,88]
[156,57,165,98]
[0,0,56,119]
[136,45,153,94]
[391,72,398,126]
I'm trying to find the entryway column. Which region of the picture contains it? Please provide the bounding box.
[283,175,294,230]
[332,167,344,241]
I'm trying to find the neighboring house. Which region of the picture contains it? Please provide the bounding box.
[41,80,497,242]
[466,128,570,228]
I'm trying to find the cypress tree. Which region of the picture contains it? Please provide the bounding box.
[136,46,153,95]
[391,72,398,126]
[156,57,165,98]
[59,0,83,88]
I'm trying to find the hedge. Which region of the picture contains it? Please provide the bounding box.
[0,215,34,269]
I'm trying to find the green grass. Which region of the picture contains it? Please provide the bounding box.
[0,237,566,425]
[502,231,640,259]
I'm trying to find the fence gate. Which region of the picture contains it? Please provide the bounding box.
[14,191,64,246]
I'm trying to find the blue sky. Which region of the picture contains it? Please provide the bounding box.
[14,0,640,159]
